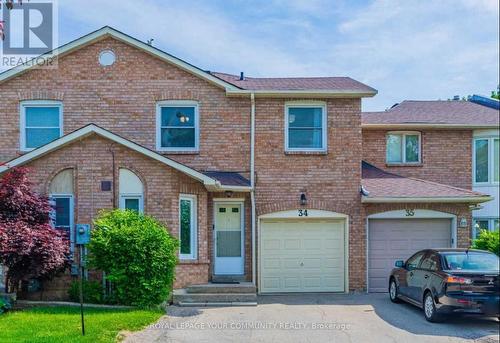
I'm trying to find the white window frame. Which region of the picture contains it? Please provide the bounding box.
[472,217,499,238]
[20,100,63,152]
[473,136,499,185]
[156,100,199,152]
[386,131,422,164]
[49,194,74,231]
[119,194,144,213]
[284,101,327,152]
[179,194,197,260]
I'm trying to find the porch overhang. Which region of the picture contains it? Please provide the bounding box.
[361,161,492,205]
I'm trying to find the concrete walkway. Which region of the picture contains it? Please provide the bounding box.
[125,293,499,343]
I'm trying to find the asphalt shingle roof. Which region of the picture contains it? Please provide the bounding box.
[210,72,377,93]
[362,161,486,199]
[202,171,251,187]
[362,100,499,127]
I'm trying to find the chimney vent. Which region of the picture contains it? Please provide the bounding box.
[239,72,244,81]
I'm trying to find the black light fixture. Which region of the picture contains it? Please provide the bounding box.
[300,193,307,206]
[225,190,234,198]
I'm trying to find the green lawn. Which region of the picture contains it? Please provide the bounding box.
[0,306,163,343]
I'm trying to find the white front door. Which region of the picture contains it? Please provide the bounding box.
[214,202,244,275]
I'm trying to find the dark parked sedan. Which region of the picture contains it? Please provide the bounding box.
[388,248,499,322]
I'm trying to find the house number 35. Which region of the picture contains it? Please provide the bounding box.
[298,209,308,217]
[405,209,415,217]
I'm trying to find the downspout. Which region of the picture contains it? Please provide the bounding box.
[250,93,256,287]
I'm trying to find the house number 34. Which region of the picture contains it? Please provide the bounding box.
[405,209,415,217]
[298,209,308,217]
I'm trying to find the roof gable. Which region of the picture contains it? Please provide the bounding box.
[0,26,376,98]
[0,124,221,188]
[0,26,240,90]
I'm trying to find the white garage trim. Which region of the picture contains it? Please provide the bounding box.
[258,209,349,294]
[365,209,457,293]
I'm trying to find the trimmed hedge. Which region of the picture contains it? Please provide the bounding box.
[88,210,178,307]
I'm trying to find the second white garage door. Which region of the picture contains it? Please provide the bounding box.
[260,219,345,293]
[368,218,452,293]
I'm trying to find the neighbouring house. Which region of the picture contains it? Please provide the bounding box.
[0,27,494,299]
[467,95,500,236]
[363,100,499,268]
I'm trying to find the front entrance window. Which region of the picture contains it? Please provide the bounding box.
[179,195,197,260]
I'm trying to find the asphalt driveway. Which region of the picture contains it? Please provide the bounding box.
[125,293,499,343]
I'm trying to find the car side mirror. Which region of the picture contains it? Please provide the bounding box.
[395,260,405,268]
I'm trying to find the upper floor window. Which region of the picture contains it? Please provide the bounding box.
[386,132,421,164]
[20,100,63,151]
[474,137,499,184]
[285,102,327,152]
[156,101,199,152]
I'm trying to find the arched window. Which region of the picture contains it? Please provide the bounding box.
[119,168,144,213]
[49,169,74,233]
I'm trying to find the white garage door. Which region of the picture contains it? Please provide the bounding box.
[368,218,452,293]
[260,219,345,293]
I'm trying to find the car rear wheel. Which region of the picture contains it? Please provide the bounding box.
[423,292,442,322]
[389,279,400,303]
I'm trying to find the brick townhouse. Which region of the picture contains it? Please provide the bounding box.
[0,27,495,299]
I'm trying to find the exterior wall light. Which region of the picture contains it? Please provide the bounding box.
[300,193,307,206]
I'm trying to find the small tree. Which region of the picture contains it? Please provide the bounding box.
[88,209,178,307]
[0,167,69,293]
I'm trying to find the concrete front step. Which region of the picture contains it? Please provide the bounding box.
[186,282,256,294]
[173,289,257,306]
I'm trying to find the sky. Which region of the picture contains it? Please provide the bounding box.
[55,0,500,110]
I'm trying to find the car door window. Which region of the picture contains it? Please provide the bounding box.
[406,252,425,270]
[420,253,440,271]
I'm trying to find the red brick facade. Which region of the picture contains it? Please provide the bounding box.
[362,129,473,189]
[0,35,476,299]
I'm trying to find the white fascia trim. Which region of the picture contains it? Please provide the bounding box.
[216,185,252,192]
[0,124,217,187]
[226,89,377,98]
[361,196,493,203]
[362,124,500,129]
[0,27,240,91]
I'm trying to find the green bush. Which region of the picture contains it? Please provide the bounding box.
[0,297,11,315]
[88,209,178,307]
[472,230,500,256]
[68,280,104,304]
